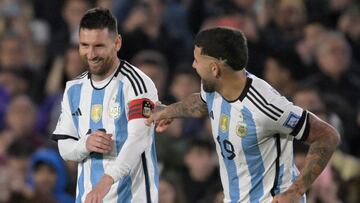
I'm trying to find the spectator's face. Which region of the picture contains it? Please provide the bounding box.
[33,164,57,194]
[65,48,86,79]
[63,0,90,29]
[170,73,200,101]
[159,179,176,203]
[316,37,350,78]
[6,96,36,135]
[185,147,214,179]
[275,0,306,30]
[79,28,121,78]
[0,37,25,70]
[137,63,166,97]
[192,46,216,92]
[264,58,290,89]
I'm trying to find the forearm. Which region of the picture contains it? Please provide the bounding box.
[290,115,340,195]
[164,93,208,118]
[58,136,90,162]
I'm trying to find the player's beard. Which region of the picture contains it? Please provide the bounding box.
[86,56,113,77]
[202,79,216,92]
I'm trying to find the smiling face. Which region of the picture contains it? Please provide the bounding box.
[79,28,121,80]
[192,46,218,92]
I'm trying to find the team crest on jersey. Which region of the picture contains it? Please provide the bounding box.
[109,102,120,119]
[91,104,103,123]
[220,114,229,133]
[236,122,247,137]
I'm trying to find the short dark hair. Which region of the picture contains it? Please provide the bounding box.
[79,7,118,34]
[194,27,248,71]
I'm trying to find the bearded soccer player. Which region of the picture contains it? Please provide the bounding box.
[52,8,159,203]
[147,27,340,203]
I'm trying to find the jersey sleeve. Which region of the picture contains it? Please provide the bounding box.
[266,95,310,141]
[52,82,79,141]
[104,72,158,182]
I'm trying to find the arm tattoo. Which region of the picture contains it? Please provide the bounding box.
[165,93,208,118]
[292,113,340,195]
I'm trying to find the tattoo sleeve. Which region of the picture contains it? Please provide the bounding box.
[164,93,208,118]
[291,113,340,195]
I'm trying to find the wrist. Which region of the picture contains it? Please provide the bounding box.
[102,174,114,185]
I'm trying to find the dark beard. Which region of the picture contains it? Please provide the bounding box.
[202,80,215,92]
[87,57,113,76]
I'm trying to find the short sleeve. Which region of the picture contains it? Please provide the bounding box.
[268,95,310,141]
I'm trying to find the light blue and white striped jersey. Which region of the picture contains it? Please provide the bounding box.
[200,73,308,203]
[53,60,159,203]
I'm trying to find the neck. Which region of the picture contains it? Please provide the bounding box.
[217,70,247,102]
[92,58,119,81]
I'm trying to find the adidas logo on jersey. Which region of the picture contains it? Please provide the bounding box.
[72,108,82,116]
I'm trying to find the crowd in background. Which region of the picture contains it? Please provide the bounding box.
[0,0,359,202]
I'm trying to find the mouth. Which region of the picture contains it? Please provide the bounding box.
[88,59,102,65]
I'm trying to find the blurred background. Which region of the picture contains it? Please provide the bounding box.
[0,0,359,202]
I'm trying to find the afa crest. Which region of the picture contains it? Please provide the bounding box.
[220,114,229,133]
[109,102,120,119]
[91,104,103,123]
[236,123,247,137]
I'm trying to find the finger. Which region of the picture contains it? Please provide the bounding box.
[92,146,111,154]
[92,142,112,151]
[145,116,154,125]
[97,134,113,144]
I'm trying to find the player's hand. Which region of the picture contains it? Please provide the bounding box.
[145,102,173,133]
[85,175,113,203]
[272,190,302,203]
[86,130,113,154]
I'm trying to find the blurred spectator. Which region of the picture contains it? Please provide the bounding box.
[0,33,43,102]
[29,148,74,203]
[6,141,35,201]
[5,95,45,148]
[337,5,360,63]
[120,0,190,69]
[181,139,221,203]
[296,23,327,70]
[159,175,186,203]
[132,50,174,103]
[262,0,307,53]
[263,52,303,98]
[49,0,91,57]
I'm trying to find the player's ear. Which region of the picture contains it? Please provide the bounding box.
[115,34,122,51]
[211,62,221,79]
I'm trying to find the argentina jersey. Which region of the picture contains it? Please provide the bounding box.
[52,60,159,203]
[200,73,308,203]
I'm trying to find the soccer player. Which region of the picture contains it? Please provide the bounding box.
[146,27,340,203]
[52,8,159,203]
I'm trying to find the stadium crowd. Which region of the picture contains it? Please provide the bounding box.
[0,0,359,202]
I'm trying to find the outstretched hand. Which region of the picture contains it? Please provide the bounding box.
[145,102,173,133]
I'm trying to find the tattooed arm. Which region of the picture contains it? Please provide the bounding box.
[146,93,208,131]
[272,113,340,203]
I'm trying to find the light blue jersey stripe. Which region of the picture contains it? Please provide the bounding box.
[274,164,284,195]
[67,84,82,133]
[76,164,85,203]
[151,134,159,189]
[205,92,215,112]
[241,106,264,203]
[218,100,240,202]
[90,89,105,187]
[114,82,132,202]
[117,176,132,203]
[67,84,84,202]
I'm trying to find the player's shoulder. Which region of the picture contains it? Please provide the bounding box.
[247,72,282,100]
[64,71,89,89]
[117,60,157,96]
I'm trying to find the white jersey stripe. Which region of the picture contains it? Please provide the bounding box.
[241,106,265,202]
